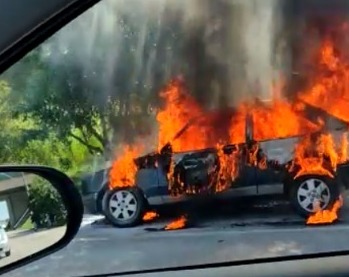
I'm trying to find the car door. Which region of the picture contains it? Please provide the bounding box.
[225,112,258,196]
[230,164,258,196]
[256,137,298,195]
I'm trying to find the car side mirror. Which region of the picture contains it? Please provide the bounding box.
[0,165,83,275]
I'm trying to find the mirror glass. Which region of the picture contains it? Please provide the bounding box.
[0,171,66,267]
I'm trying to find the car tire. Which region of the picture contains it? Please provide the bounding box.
[289,174,339,218]
[104,187,146,228]
[5,250,10,257]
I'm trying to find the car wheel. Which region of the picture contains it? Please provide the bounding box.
[5,250,10,257]
[104,187,145,227]
[290,175,339,218]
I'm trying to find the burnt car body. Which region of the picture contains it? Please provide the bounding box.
[81,106,349,227]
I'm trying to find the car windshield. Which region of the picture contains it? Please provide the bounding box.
[3,0,349,276]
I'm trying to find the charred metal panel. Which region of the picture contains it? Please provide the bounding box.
[135,168,161,197]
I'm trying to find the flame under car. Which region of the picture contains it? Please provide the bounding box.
[101,110,349,228]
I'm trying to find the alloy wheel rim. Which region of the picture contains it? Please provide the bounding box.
[297,178,330,212]
[109,190,138,221]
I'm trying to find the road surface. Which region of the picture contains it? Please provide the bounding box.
[0,227,66,267]
[3,199,349,277]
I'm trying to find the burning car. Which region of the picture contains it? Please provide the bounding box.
[81,29,349,228]
[90,106,349,228]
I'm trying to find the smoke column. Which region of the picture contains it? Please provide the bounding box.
[239,0,282,101]
[44,0,286,110]
[179,0,285,107]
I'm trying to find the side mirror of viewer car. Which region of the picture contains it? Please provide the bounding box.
[0,165,83,275]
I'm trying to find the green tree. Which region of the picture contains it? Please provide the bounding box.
[2,7,185,158]
[0,80,47,163]
[28,177,67,228]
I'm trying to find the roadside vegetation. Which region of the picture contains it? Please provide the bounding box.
[0,5,188,228]
[0,25,161,227]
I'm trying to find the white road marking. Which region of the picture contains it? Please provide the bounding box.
[75,237,109,242]
[80,215,104,227]
[25,265,40,272]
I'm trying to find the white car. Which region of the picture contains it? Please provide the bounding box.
[0,227,10,258]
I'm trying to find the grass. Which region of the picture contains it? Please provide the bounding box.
[20,217,34,230]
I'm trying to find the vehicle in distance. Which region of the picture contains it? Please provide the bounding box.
[0,226,10,258]
[81,106,349,228]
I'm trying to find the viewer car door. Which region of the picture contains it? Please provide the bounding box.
[0,0,99,71]
[256,137,298,195]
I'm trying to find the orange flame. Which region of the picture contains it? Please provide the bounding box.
[142,211,159,222]
[340,132,349,163]
[229,104,247,144]
[290,27,349,181]
[164,215,187,230]
[307,196,343,225]
[229,98,320,144]
[109,145,142,189]
[289,134,340,179]
[216,144,240,192]
[299,37,349,124]
[252,100,320,141]
[156,79,212,152]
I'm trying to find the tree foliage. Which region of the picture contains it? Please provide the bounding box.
[0,1,191,229]
[2,4,186,158]
[28,178,67,228]
[0,80,94,229]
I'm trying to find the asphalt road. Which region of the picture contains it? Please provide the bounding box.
[4,198,349,277]
[0,227,66,267]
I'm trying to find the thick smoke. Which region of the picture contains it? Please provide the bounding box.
[176,0,285,107]
[46,0,349,111]
[45,0,285,109]
[41,0,294,157]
